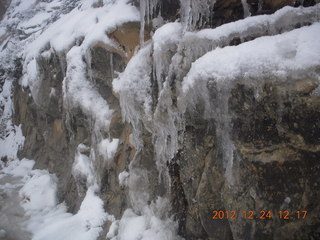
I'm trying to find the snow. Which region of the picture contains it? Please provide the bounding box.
[189,5,320,42]
[46,0,63,12]
[181,22,320,185]
[72,144,95,186]
[152,22,183,92]
[0,78,25,161]
[98,138,119,161]
[2,1,318,240]
[118,171,129,187]
[63,46,114,131]
[177,4,320,82]
[0,159,34,178]
[21,58,38,88]
[113,44,153,149]
[26,187,109,240]
[153,22,182,53]
[20,169,58,212]
[0,124,24,160]
[22,0,140,131]
[11,0,37,12]
[18,12,52,30]
[112,198,182,240]
[0,158,110,240]
[0,1,127,240]
[182,23,320,93]
[113,44,153,119]
[24,0,139,59]
[106,220,119,238]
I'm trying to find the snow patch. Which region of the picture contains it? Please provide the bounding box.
[72,144,95,187]
[20,169,58,212]
[118,171,129,187]
[98,138,119,162]
[63,46,113,131]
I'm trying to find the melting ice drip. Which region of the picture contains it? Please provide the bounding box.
[241,0,251,18]
[139,0,160,44]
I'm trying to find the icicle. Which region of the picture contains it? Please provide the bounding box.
[241,0,251,18]
[146,0,150,25]
[180,0,216,31]
[139,0,146,45]
[139,0,160,46]
[110,52,114,79]
[215,83,236,186]
[258,0,263,12]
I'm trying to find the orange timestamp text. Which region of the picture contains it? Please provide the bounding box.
[212,210,307,220]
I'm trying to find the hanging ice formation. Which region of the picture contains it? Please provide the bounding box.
[241,0,251,18]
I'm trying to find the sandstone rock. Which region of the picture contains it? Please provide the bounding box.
[176,73,320,239]
[108,21,150,62]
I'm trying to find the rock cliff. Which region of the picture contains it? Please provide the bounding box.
[1,0,320,239]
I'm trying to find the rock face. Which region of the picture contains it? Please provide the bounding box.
[178,77,320,239]
[13,51,85,212]
[7,0,320,240]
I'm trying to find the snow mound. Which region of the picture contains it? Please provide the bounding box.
[20,169,58,212]
[176,4,320,82]
[108,198,182,240]
[182,23,320,94]
[28,187,109,240]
